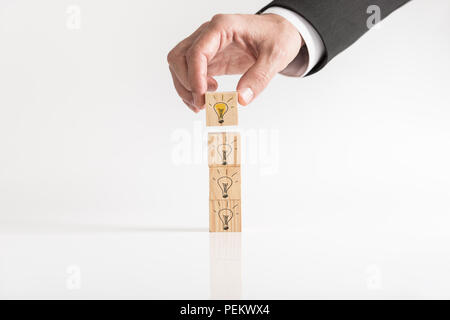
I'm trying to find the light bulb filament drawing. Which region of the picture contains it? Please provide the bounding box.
[217,144,232,165]
[213,102,228,124]
[218,208,234,231]
[217,176,233,198]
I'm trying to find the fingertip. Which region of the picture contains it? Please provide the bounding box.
[207,77,218,92]
[193,93,205,108]
[183,99,200,113]
[238,87,254,106]
[238,97,248,106]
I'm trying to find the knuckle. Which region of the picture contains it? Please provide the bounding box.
[190,83,204,94]
[211,14,225,22]
[199,21,209,30]
[253,69,271,85]
[186,45,205,62]
[167,49,178,64]
[167,51,173,64]
[185,46,197,60]
[191,82,206,95]
[270,43,288,59]
[210,14,232,27]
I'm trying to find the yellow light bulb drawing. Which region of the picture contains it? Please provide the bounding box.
[213,102,228,124]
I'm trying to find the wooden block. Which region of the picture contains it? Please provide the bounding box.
[208,132,240,167]
[210,166,241,200]
[210,200,241,232]
[206,92,238,127]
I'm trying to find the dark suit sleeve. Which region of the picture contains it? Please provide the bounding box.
[259,0,411,74]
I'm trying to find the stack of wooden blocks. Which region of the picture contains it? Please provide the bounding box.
[206,92,241,232]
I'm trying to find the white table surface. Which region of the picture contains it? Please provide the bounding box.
[1,219,449,300]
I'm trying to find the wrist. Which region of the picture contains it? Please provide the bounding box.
[262,7,325,77]
[260,13,304,47]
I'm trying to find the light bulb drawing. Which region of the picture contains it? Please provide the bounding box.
[217,144,232,165]
[213,201,240,232]
[213,102,228,124]
[208,94,236,125]
[217,208,233,231]
[212,169,240,199]
[217,176,233,198]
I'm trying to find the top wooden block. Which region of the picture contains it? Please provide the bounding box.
[206,92,238,127]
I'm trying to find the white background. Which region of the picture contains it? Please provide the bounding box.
[0,0,449,299]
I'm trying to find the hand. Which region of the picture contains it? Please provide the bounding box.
[167,13,303,112]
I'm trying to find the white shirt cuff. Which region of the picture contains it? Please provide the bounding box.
[263,6,325,77]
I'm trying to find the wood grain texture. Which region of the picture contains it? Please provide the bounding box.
[209,166,241,200]
[206,92,238,127]
[209,200,241,232]
[208,132,240,167]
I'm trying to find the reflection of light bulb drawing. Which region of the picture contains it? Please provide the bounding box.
[213,102,228,124]
[217,144,232,165]
[218,209,234,231]
[217,176,233,198]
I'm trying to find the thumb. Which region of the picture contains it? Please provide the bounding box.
[236,53,281,106]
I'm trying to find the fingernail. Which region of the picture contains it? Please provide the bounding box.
[240,88,254,105]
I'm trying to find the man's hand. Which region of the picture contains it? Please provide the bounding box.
[167,14,303,112]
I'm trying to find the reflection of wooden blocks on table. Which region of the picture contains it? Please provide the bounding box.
[206,92,238,127]
[210,166,241,200]
[209,233,242,299]
[208,132,240,167]
[210,200,241,232]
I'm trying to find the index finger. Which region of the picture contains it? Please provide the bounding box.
[167,22,210,91]
[185,26,223,108]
